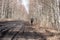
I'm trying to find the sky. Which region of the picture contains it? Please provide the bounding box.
[21,0,29,14]
[17,0,29,14]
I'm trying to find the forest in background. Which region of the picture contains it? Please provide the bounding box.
[0,0,60,31]
[0,0,60,40]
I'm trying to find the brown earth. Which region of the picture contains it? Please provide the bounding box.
[0,20,60,40]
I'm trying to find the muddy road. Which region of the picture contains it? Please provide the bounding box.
[0,20,60,40]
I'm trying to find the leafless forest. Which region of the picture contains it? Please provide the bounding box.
[0,0,60,40]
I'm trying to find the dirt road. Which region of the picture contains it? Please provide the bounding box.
[0,20,60,40]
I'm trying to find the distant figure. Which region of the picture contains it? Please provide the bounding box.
[31,18,34,25]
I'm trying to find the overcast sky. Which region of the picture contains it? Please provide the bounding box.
[17,0,29,14]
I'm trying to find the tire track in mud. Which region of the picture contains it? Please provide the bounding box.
[1,22,25,40]
[11,24,25,40]
[1,21,59,40]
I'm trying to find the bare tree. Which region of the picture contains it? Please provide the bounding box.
[29,0,60,30]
